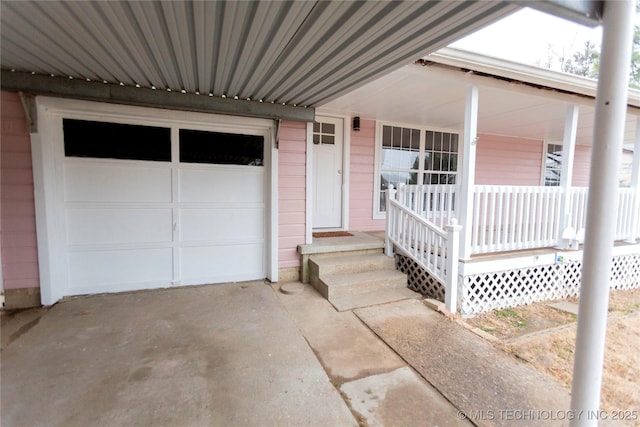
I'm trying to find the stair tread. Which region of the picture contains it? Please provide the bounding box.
[330,287,421,312]
[322,269,407,287]
[309,253,392,266]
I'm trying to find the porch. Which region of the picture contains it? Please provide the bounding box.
[385,183,640,315]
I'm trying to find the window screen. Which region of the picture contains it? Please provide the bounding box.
[63,119,171,161]
[179,129,264,166]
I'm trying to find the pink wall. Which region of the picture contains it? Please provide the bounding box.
[278,120,307,269]
[572,145,592,187]
[475,134,543,185]
[1,91,40,290]
[349,119,385,231]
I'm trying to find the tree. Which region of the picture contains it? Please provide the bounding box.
[540,26,640,88]
[561,40,599,79]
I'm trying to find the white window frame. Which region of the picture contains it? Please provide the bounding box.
[542,141,563,186]
[373,120,461,219]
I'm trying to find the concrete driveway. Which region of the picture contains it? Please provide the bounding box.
[1,281,356,426]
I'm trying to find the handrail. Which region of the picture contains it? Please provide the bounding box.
[385,184,461,312]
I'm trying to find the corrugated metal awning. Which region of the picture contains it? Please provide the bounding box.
[1,1,519,119]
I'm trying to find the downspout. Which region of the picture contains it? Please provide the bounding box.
[570,1,635,424]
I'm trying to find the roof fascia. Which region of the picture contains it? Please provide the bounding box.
[427,47,640,109]
[0,70,315,122]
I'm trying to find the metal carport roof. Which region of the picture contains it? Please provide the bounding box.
[0,0,524,120]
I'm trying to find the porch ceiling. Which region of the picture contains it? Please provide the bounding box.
[0,0,519,115]
[319,49,640,146]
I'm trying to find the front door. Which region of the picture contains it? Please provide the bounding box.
[312,117,344,229]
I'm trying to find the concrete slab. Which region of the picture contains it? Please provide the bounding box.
[548,301,580,316]
[1,282,356,427]
[340,366,472,427]
[272,282,406,383]
[355,299,572,427]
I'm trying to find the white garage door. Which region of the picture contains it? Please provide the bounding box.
[61,119,266,296]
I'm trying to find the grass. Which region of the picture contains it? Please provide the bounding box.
[495,308,528,328]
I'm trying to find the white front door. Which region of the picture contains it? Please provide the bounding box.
[312,117,344,229]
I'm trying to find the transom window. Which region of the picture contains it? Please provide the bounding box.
[180,129,264,166]
[377,123,459,213]
[63,119,171,162]
[544,143,563,186]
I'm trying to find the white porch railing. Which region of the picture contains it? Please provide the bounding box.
[393,184,639,255]
[471,185,563,254]
[395,184,457,227]
[385,185,461,312]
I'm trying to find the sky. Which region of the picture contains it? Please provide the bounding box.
[450,7,604,70]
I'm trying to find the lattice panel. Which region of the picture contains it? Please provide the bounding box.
[461,265,565,315]
[396,255,445,302]
[611,254,640,290]
[460,252,640,315]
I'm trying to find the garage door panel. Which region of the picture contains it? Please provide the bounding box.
[68,248,173,290]
[180,244,264,283]
[65,163,172,203]
[180,208,264,242]
[67,208,173,245]
[179,167,263,203]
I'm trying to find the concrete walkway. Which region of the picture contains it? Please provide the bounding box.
[3,280,580,427]
[354,299,572,427]
[1,282,355,427]
[272,282,469,427]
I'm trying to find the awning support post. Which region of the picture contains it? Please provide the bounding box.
[570,1,635,425]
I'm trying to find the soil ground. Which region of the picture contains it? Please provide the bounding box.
[465,288,640,424]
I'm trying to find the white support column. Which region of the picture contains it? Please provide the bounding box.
[570,1,635,425]
[627,118,640,242]
[459,85,478,260]
[557,104,579,247]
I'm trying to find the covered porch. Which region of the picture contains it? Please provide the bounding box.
[320,48,640,315]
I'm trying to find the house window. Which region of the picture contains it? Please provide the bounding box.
[63,119,171,162]
[313,121,335,145]
[179,129,264,166]
[377,123,459,213]
[544,143,563,186]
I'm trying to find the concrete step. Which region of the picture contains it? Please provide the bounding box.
[330,287,421,312]
[309,253,395,278]
[312,269,408,300]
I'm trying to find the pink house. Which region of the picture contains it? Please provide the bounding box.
[1,2,639,316]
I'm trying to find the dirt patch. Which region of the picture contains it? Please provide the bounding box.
[466,303,576,340]
[466,288,640,422]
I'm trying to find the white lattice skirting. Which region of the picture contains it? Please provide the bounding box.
[396,254,446,302]
[397,252,640,315]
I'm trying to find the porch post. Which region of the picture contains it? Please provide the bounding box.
[444,219,462,312]
[459,85,478,260]
[626,119,640,242]
[385,184,396,256]
[570,1,634,425]
[557,104,579,247]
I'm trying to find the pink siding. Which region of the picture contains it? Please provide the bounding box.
[1,91,40,290]
[475,134,543,185]
[349,119,385,231]
[278,120,307,269]
[572,145,592,187]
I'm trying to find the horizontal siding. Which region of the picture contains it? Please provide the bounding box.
[278,120,306,269]
[349,119,384,231]
[572,145,591,187]
[475,134,543,186]
[1,91,40,290]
